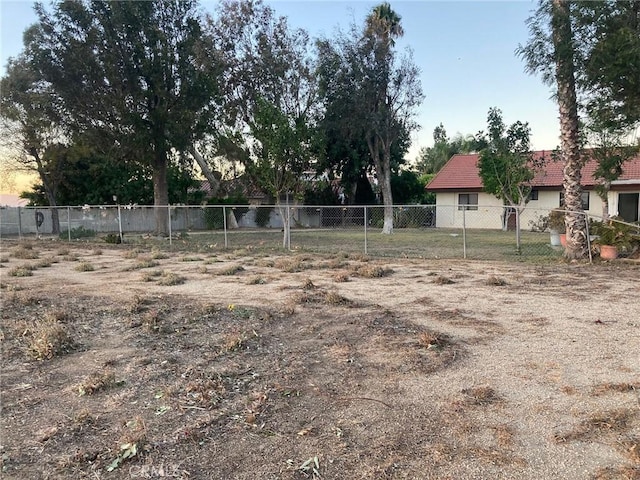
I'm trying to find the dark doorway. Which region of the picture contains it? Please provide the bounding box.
[618,193,639,222]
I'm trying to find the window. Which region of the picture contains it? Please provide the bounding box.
[560,191,589,210]
[529,190,539,201]
[458,193,478,211]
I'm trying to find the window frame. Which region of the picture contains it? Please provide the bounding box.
[458,193,479,211]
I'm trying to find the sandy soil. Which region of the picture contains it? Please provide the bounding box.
[1,241,639,480]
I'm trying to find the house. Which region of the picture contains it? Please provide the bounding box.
[425,151,640,229]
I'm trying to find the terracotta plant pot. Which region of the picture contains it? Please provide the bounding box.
[599,244,618,260]
[559,234,567,247]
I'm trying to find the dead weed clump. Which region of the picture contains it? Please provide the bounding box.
[12,245,39,259]
[8,266,34,277]
[460,386,501,406]
[593,465,640,480]
[274,257,310,273]
[591,382,639,396]
[433,275,455,285]
[27,311,76,360]
[75,261,95,272]
[157,271,185,286]
[332,271,350,283]
[485,275,508,286]
[554,408,636,443]
[77,370,117,396]
[220,331,249,353]
[352,264,393,278]
[217,264,245,276]
[417,331,448,351]
[247,275,267,285]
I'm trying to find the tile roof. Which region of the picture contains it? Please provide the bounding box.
[426,151,640,191]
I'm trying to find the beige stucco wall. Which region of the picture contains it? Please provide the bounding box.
[434,190,606,229]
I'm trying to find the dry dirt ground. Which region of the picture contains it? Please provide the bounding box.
[1,241,639,480]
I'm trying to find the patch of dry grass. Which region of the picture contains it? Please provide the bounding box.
[352,264,392,278]
[220,331,248,353]
[302,278,316,290]
[12,245,39,259]
[485,275,508,286]
[332,272,350,283]
[131,258,160,270]
[247,276,266,285]
[417,331,448,350]
[8,266,34,277]
[460,386,501,406]
[75,261,95,272]
[217,264,245,276]
[141,270,163,282]
[591,382,639,396]
[433,275,455,285]
[77,370,117,396]
[274,257,310,273]
[592,465,640,480]
[554,408,636,443]
[157,271,185,286]
[27,311,76,360]
[123,248,143,259]
[34,257,55,268]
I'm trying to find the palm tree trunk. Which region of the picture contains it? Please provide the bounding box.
[552,0,588,260]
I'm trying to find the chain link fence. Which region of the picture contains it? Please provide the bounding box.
[2,204,637,261]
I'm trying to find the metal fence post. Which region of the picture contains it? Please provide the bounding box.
[462,206,467,259]
[364,206,368,255]
[585,213,592,264]
[117,203,123,243]
[223,206,228,248]
[515,207,521,254]
[286,201,291,250]
[168,206,172,246]
[67,207,71,242]
[17,206,22,239]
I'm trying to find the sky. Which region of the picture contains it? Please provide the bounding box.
[0,0,561,195]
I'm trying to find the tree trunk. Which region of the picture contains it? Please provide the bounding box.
[552,0,588,260]
[367,136,394,234]
[152,151,169,236]
[33,150,60,234]
[190,146,220,197]
[277,202,290,249]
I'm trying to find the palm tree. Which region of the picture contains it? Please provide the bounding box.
[366,3,404,48]
[364,3,405,234]
[551,0,589,259]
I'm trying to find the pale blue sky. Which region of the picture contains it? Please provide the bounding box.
[0,0,560,162]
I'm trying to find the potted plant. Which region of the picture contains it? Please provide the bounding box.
[547,208,566,247]
[591,217,640,260]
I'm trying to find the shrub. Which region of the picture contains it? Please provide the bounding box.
[204,196,249,229]
[254,206,273,228]
[60,225,96,240]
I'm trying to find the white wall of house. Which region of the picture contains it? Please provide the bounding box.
[434,190,605,229]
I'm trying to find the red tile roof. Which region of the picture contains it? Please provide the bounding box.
[426,151,640,191]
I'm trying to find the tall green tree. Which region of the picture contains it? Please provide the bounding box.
[316,3,423,234]
[518,0,589,259]
[477,108,542,248]
[25,0,218,235]
[576,1,640,129]
[207,0,318,247]
[0,54,64,233]
[415,124,480,175]
[363,3,423,234]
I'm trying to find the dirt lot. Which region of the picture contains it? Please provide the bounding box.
[1,241,639,480]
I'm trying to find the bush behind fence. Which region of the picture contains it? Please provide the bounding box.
[1,204,633,261]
